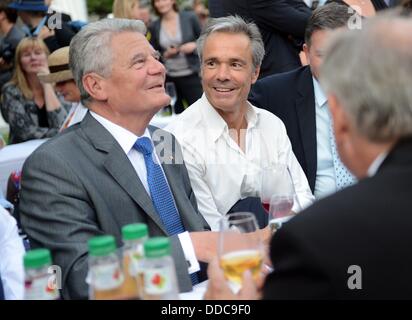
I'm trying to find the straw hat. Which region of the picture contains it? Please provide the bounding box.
[38,46,74,84]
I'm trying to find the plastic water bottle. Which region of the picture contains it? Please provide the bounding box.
[121,223,148,299]
[24,249,59,300]
[88,235,124,300]
[141,237,179,300]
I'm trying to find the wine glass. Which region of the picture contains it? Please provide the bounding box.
[218,212,263,293]
[260,163,297,231]
[165,82,177,115]
[268,194,295,232]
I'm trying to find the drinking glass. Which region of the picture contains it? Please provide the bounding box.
[268,194,295,232]
[260,163,297,231]
[218,212,263,292]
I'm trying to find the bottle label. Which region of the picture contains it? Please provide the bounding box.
[25,275,59,300]
[91,262,124,290]
[144,267,172,295]
[127,245,144,276]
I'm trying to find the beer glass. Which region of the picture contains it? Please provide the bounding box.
[218,212,263,292]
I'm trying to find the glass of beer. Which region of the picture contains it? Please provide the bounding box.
[218,212,263,293]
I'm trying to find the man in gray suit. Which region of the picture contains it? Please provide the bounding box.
[19,18,218,299]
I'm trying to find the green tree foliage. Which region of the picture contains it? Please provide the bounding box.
[87,0,113,17]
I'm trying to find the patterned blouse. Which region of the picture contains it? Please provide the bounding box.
[1,83,68,144]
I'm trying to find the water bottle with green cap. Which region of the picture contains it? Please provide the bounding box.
[121,223,148,299]
[141,237,179,300]
[88,235,124,300]
[24,248,59,300]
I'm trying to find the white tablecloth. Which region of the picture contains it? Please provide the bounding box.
[0,139,47,194]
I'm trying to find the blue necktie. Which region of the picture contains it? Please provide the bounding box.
[327,110,356,190]
[134,137,199,284]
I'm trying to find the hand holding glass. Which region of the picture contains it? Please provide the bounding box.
[218,212,263,292]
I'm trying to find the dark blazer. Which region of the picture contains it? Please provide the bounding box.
[214,0,312,77]
[249,66,317,192]
[19,113,210,299]
[149,10,201,74]
[326,0,388,11]
[263,137,412,299]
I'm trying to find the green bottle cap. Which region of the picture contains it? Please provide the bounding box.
[122,223,148,241]
[88,235,116,257]
[24,249,52,269]
[144,237,170,258]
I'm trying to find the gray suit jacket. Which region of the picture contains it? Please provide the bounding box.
[19,113,210,299]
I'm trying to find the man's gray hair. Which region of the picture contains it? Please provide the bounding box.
[320,15,412,142]
[69,18,146,105]
[196,15,265,71]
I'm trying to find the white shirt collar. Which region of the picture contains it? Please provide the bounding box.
[312,77,328,108]
[199,93,260,142]
[367,152,388,177]
[90,111,151,154]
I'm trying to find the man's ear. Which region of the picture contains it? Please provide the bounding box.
[82,73,108,101]
[303,43,310,65]
[251,66,260,84]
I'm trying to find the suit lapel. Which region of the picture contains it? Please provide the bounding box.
[295,67,317,192]
[81,113,167,234]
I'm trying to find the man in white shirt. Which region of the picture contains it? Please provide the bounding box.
[166,16,314,231]
[19,18,225,299]
[0,206,24,300]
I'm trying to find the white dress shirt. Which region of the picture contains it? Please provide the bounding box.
[90,112,199,274]
[0,207,25,300]
[165,94,314,231]
[367,152,388,177]
[60,102,88,131]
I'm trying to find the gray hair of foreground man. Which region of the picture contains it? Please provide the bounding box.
[320,15,412,142]
[69,18,147,106]
[196,15,265,71]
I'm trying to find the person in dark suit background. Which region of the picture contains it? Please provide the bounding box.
[326,0,387,17]
[208,0,312,78]
[205,13,412,300]
[250,3,356,199]
[19,18,220,299]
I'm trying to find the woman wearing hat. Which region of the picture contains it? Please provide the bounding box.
[0,37,68,144]
[38,46,87,131]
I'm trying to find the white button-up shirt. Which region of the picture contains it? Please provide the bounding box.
[166,94,314,230]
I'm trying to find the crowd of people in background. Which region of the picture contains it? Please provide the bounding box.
[0,0,412,301]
